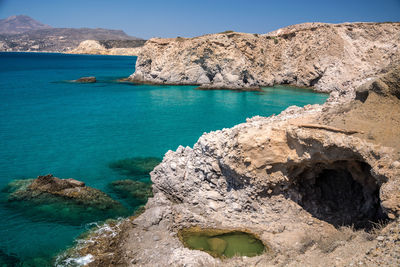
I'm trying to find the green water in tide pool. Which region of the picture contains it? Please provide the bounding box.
[181,230,265,258]
[0,52,328,265]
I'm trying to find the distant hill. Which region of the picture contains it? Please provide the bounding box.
[0,15,144,52]
[0,15,52,34]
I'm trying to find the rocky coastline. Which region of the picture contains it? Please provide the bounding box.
[61,22,400,266]
[130,22,400,95]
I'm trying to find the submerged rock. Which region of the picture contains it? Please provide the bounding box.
[3,174,128,224]
[207,238,227,255]
[108,157,161,177]
[75,76,96,83]
[108,179,153,207]
[0,250,20,267]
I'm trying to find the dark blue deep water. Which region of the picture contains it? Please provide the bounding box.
[0,52,328,265]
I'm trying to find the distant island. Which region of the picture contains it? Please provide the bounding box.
[0,15,145,55]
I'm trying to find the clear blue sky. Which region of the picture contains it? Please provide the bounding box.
[1,0,399,39]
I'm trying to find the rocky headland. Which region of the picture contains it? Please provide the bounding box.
[130,22,400,95]
[60,22,400,266]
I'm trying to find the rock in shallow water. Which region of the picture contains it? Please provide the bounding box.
[2,174,128,224]
[207,237,227,255]
[0,250,20,267]
[75,76,96,83]
[108,157,161,177]
[108,179,153,207]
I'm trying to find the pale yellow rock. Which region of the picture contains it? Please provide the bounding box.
[68,40,142,56]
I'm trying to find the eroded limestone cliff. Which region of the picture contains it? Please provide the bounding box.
[130,22,400,95]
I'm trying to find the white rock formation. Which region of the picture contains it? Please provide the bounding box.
[68,40,142,56]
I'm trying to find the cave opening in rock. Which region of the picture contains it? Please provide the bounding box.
[291,160,388,230]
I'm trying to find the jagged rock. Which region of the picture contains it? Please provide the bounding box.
[356,65,400,101]
[29,174,85,191]
[130,22,400,95]
[7,174,119,208]
[4,175,128,224]
[75,76,96,83]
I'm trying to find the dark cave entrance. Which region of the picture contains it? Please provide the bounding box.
[291,160,388,230]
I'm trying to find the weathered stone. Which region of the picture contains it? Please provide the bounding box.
[130,23,400,95]
[4,174,127,224]
[75,76,96,83]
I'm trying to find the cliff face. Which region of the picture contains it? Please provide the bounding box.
[130,22,400,94]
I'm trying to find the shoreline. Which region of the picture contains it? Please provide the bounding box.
[60,21,400,266]
[0,51,138,57]
[67,65,400,266]
[4,20,400,266]
[123,77,329,94]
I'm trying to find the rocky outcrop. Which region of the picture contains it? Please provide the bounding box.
[75,76,96,83]
[7,175,121,208]
[130,22,400,94]
[4,175,128,224]
[68,40,142,56]
[67,66,400,266]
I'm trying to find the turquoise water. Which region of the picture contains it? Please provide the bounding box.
[0,52,328,265]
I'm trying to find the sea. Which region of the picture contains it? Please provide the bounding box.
[0,52,328,266]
